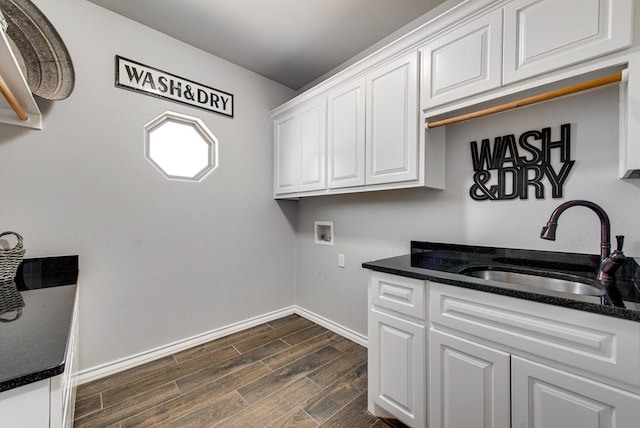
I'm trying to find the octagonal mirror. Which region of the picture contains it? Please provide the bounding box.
[144,111,218,181]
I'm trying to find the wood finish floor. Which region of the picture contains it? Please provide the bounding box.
[74,314,408,427]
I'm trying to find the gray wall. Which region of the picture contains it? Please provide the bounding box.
[295,85,640,336]
[0,0,297,371]
[2,0,639,376]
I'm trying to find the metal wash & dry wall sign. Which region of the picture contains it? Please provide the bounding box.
[469,123,575,200]
[115,56,234,118]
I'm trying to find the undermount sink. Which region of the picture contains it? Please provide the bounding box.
[459,266,606,296]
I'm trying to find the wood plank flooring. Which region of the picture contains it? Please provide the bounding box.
[74,314,408,427]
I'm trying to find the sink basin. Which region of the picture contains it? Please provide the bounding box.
[459,266,606,296]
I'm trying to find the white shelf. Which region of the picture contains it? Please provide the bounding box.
[0,27,41,130]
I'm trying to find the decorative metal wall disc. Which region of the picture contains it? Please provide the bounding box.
[0,0,75,100]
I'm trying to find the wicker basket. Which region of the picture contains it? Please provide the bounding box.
[0,280,25,321]
[0,231,25,282]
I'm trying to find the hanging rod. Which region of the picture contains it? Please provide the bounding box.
[425,71,626,129]
[0,73,28,121]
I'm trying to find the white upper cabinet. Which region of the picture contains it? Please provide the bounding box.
[272,0,640,197]
[298,100,326,190]
[366,52,419,185]
[274,112,297,194]
[327,78,366,189]
[503,0,634,84]
[274,97,326,195]
[421,8,503,109]
[273,50,431,198]
[421,0,633,111]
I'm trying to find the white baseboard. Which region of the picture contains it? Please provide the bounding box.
[294,306,368,348]
[77,305,367,385]
[77,306,296,385]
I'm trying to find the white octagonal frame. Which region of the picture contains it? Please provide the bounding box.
[144,111,218,181]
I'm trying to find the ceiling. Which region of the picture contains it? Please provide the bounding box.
[87,0,446,90]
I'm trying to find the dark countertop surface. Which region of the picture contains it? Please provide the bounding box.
[363,241,640,322]
[0,255,79,392]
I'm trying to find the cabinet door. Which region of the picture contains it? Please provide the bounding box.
[273,98,326,195]
[421,8,503,109]
[369,308,425,428]
[429,329,511,428]
[366,52,419,185]
[327,78,366,189]
[297,99,326,192]
[512,356,640,428]
[503,0,633,84]
[274,112,298,194]
[0,379,50,427]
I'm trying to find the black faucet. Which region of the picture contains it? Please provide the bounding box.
[540,200,625,283]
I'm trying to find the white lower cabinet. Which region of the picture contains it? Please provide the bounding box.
[369,308,426,427]
[54,290,80,428]
[368,272,427,428]
[428,281,640,428]
[367,272,640,428]
[0,380,50,427]
[429,329,640,428]
[429,329,510,428]
[0,288,79,428]
[512,356,640,428]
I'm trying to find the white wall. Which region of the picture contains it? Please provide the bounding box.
[0,0,297,371]
[295,85,640,336]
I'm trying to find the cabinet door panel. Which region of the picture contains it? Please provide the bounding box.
[421,8,503,109]
[369,308,425,427]
[0,379,50,427]
[327,79,365,189]
[273,98,326,196]
[512,356,640,428]
[298,100,326,190]
[504,0,633,84]
[274,113,298,193]
[430,329,510,428]
[366,52,419,185]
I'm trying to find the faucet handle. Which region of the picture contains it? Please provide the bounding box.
[615,235,625,252]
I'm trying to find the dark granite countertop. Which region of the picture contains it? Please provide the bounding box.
[0,255,79,392]
[362,242,640,322]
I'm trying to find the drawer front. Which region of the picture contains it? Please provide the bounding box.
[430,282,640,388]
[369,272,426,320]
